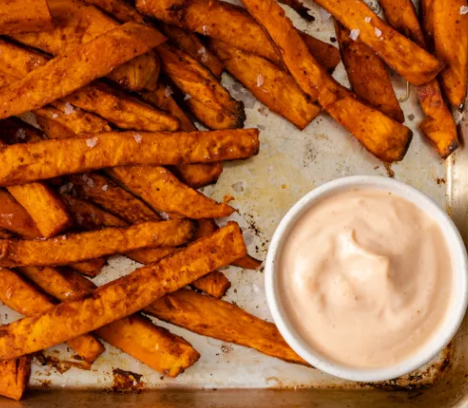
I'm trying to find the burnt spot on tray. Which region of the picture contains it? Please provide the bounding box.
[112,368,145,392]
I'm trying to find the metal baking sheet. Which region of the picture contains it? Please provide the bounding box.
[0,0,465,395]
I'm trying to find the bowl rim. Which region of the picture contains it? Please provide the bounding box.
[265,175,468,382]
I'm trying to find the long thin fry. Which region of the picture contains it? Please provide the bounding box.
[0,129,260,186]
[16,267,200,377]
[0,357,30,401]
[0,223,247,360]
[145,290,307,366]
[240,0,411,162]
[108,166,234,219]
[379,0,459,157]
[0,269,105,364]
[0,0,52,35]
[0,23,165,120]
[210,39,321,129]
[334,22,404,123]
[310,0,443,85]
[0,219,194,268]
[83,0,146,23]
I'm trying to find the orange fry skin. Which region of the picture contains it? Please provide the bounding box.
[0,357,31,401]
[0,0,52,35]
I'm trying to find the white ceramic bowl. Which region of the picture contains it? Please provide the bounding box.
[265,176,468,382]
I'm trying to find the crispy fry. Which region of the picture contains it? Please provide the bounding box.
[0,130,259,186]
[69,258,106,278]
[64,83,180,132]
[280,0,314,20]
[161,24,224,78]
[380,0,459,157]
[141,84,223,188]
[0,269,105,364]
[137,0,339,71]
[0,220,194,268]
[11,0,160,93]
[0,223,247,360]
[145,289,308,366]
[0,357,31,401]
[310,0,443,85]
[299,33,341,73]
[192,271,231,298]
[0,190,41,239]
[68,173,161,224]
[421,0,468,106]
[210,39,321,129]
[0,119,72,238]
[184,98,244,130]
[108,165,234,219]
[83,0,146,23]
[334,22,404,123]
[0,23,165,120]
[157,43,245,129]
[241,0,411,162]
[0,0,52,35]
[18,266,200,376]
[232,256,263,270]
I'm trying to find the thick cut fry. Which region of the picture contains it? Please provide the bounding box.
[0,23,165,120]
[64,83,180,132]
[185,98,244,130]
[0,220,194,268]
[241,0,411,162]
[421,0,468,106]
[141,84,223,188]
[310,0,443,85]
[108,166,234,219]
[192,271,231,298]
[0,0,52,35]
[69,259,106,278]
[0,190,41,239]
[126,247,178,265]
[0,223,247,360]
[334,22,404,123]
[68,173,161,224]
[0,357,30,401]
[161,24,224,78]
[145,290,307,365]
[137,0,339,71]
[299,33,341,73]
[157,43,245,129]
[0,269,104,364]
[11,0,160,93]
[0,130,259,186]
[210,39,321,129]
[279,0,313,21]
[380,0,459,157]
[18,266,200,376]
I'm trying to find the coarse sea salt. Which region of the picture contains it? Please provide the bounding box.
[198,46,209,62]
[184,94,192,100]
[365,17,371,23]
[375,27,382,38]
[86,137,98,148]
[16,129,26,140]
[349,29,360,41]
[102,185,108,192]
[461,5,468,14]
[134,133,142,143]
[257,74,264,87]
[64,103,75,115]
[164,86,173,97]
[82,174,94,187]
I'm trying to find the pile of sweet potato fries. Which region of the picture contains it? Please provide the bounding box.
[0,0,465,400]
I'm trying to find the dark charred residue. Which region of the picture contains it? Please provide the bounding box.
[436,177,446,185]
[111,368,145,392]
[384,163,395,178]
[33,351,91,374]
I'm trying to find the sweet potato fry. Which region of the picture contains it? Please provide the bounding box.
[64,83,180,132]
[161,24,224,78]
[0,223,247,360]
[210,39,321,129]
[279,0,314,21]
[380,0,459,157]
[0,220,194,268]
[310,0,443,85]
[137,0,340,71]
[0,229,13,239]
[145,289,307,366]
[18,266,200,376]
[0,357,30,401]
[0,190,41,239]
[68,173,161,224]
[157,43,245,129]
[183,98,243,130]
[241,0,411,162]
[141,84,223,188]
[334,22,404,123]
[0,22,165,120]
[11,0,161,93]
[0,0,52,35]
[83,0,146,23]
[69,259,107,278]
[232,256,263,270]
[191,271,231,298]
[108,165,235,219]
[0,269,105,364]
[0,129,259,186]
[421,0,468,106]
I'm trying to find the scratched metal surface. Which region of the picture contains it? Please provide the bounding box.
[0,0,465,394]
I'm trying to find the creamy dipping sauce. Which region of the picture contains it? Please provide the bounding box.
[279,189,453,368]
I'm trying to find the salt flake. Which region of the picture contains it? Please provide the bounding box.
[16,128,26,140]
[64,103,75,115]
[349,29,360,41]
[86,137,98,148]
[257,74,264,87]
[134,133,142,143]
[461,5,468,14]
[365,16,371,23]
[374,27,382,38]
[102,185,108,192]
[197,46,209,62]
[184,94,192,100]
[52,113,59,118]
[82,174,94,187]
[164,86,173,97]
[202,25,208,35]
[59,182,74,194]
